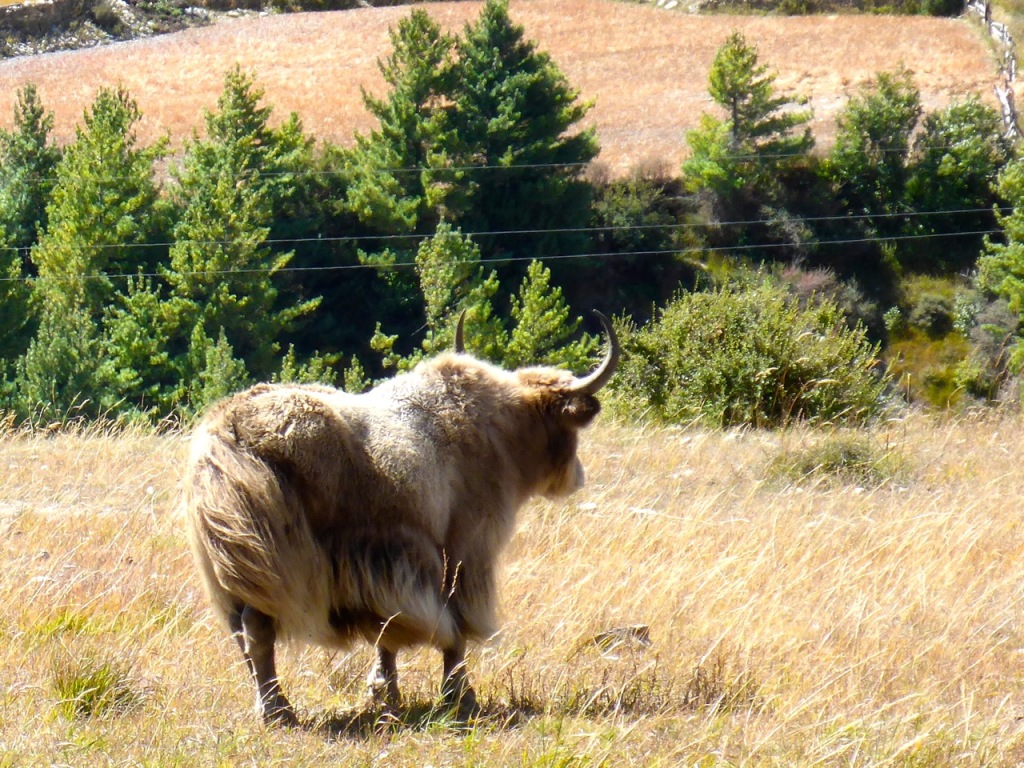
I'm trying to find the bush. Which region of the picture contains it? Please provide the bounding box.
[882,330,973,408]
[776,266,883,339]
[955,297,1018,402]
[88,0,126,34]
[918,0,962,15]
[908,293,954,338]
[608,282,888,428]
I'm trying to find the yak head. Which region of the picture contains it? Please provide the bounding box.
[455,311,620,501]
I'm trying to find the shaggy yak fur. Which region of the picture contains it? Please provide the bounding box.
[184,314,618,724]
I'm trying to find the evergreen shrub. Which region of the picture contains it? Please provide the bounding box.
[608,282,888,428]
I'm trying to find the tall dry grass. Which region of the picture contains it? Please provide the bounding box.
[2,412,1024,765]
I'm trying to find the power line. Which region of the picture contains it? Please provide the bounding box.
[0,205,1008,256]
[0,227,1001,285]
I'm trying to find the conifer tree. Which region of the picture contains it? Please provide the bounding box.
[347,2,599,355]
[342,10,456,334]
[370,225,594,375]
[683,31,812,201]
[0,227,29,363]
[370,223,503,370]
[30,88,165,313]
[348,1,597,261]
[166,68,320,394]
[95,275,181,417]
[183,325,251,411]
[708,31,812,160]
[0,85,61,361]
[345,9,455,234]
[0,84,61,259]
[16,87,164,420]
[14,301,101,422]
[505,260,596,371]
[447,0,598,258]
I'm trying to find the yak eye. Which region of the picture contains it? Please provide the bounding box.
[560,395,601,428]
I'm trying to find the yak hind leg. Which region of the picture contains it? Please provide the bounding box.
[440,636,479,716]
[236,605,298,727]
[367,646,400,708]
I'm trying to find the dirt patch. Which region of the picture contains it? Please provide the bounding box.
[0,0,1002,173]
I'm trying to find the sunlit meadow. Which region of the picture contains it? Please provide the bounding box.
[2,410,1024,765]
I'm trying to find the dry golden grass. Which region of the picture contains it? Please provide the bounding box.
[3,411,1024,765]
[0,0,1003,172]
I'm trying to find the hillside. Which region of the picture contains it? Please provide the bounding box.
[0,0,1003,172]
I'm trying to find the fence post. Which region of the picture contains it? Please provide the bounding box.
[969,0,1020,140]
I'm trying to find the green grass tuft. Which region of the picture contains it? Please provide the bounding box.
[51,653,142,720]
[766,432,907,487]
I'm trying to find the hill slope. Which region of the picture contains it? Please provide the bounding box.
[0,0,1002,172]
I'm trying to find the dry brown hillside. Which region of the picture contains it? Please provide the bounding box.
[0,0,1003,172]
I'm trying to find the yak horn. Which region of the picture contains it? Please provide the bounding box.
[569,311,619,396]
[454,310,467,353]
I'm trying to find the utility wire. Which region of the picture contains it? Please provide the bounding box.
[0,205,1008,256]
[0,227,1001,285]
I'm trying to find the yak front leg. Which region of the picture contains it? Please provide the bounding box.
[441,636,478,715]
[238,605,297,726]
[367,646,400,708]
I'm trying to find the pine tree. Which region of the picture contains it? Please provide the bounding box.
[0,85,61,361]
[370,223,504,370]
[447,0,598,258]
[0,84,62,257]
[341,9,459,342]
[15,87,165,420]
[0,226,30,363]
[14,299,101,423]
[30,87,165,315]
[95,275,180,418]
[344,1,599,363]
[166,68,320,391]
[708,31,812,159]
[370,225,594,375]
[683,31,812,200]
[346,1,598,257]
[183,325,251,412]
[345,9,455,234]
[506,260,596,371]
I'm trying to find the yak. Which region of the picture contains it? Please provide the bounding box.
[184,313,618,724]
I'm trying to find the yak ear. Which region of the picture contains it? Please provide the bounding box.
[559,394,601,428]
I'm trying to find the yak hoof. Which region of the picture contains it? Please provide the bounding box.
[367,666,400,709]
[367,678,401,710]
[260,696,299,728]
[440,681,479,718]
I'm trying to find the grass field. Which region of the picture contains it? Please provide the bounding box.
[2,411,1024,765]
[0,0,1003,172]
